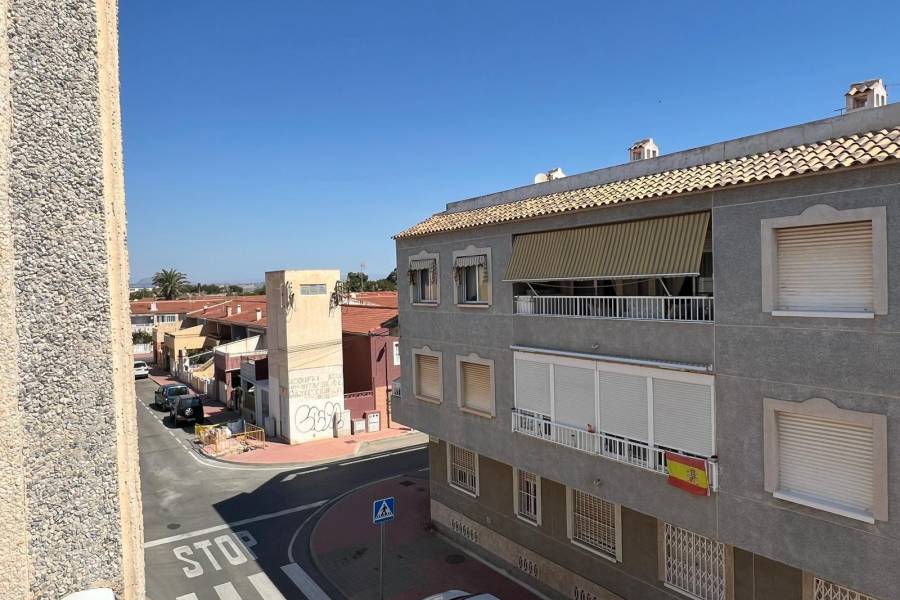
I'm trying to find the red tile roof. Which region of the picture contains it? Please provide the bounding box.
[346,291,398,308]
[130,297,227,315]
[341,304,399,335]
[192,297,268,328]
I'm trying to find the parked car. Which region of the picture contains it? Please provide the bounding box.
[422,593,500,600]
[154,383,191,411]
[171,395,204,426]
[133,361,149,379]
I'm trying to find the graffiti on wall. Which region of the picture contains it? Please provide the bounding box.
[288,365,344,435]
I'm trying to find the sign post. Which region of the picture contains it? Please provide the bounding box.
[372,496,395,600]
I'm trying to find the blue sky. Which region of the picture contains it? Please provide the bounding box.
[120,1,900,283]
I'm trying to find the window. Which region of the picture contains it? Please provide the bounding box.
[763,397,887,523]
[453,246,491,306]
[457,355,494,417]
[157,314,177,323]
[514,469,541,525]
[567,488,620,560]
[392,341,400,366]
[761,204,887,317]
[413,348,442,403]
[408,253,438,304]
[811,576,878,600]
[447,444,478,496]
[299,284,327,295]
[662,523,729,600]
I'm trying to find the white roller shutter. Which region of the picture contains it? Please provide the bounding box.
[554,364,596,428]
[777,412,874,514]
[415,354,441,401]
[652,378,714,456]
[599,371,648,442]
[515,359,551,415]
[776,221,874,311]
[461,361,493,413]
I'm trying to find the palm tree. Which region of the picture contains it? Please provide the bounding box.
[152,268,189,300]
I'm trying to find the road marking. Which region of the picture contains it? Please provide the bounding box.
[338,445,426,466]
[249,571,288,600]
[175,595,198,600]
[281,563,331,600]
[213,582,241,600]
[281,466,328,482]
[144,499,328,548]
[418,467,430,472]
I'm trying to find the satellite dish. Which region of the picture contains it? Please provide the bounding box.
[534,172,550,184]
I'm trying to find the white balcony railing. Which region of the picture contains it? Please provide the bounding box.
[513,295,714,323]
[511,408,718,490]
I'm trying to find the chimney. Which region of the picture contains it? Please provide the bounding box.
[226,306,233,317]
[203,304,208,313]
[149,301,157,312]
[236,304,242,314]
[255,308,262,321]
[846,79,887,112]
[629,138,659,162]
[533,168,566,184]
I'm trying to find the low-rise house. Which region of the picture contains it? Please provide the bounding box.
[341,304,401,421]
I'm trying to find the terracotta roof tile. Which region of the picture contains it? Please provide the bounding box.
[341,304,398,335]
[395,126,900,239]
[130,297,227,315]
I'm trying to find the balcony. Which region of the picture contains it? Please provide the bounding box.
[511,408,718,490]
[513,295,714,323]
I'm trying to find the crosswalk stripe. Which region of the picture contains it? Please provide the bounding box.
[281,562,332,600]
[213,582,242,600]
[248,571,287,600]
[175,594,198,600]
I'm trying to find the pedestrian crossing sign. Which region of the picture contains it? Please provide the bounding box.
[372,497,395,524]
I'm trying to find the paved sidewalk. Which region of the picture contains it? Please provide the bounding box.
[311,475,541,600]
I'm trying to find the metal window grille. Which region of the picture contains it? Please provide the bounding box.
[571,490,617,557]
[814,577,878,600]
[516,470,539,522]
[663,523,727,600]
[449,445,477,494]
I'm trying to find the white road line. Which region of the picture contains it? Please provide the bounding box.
[281,467,328,482]
[281,563,331,600]
[418,467,430,472]
[143,499,328,548]
[249,571,288,600]
[213,582,241,600]
[175,595,198,600]
[338,445,426,466]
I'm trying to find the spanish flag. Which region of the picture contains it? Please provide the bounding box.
[666,453,710,496]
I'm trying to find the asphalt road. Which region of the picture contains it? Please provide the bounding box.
[136,378,428,600]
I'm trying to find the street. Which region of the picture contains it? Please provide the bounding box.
[137,378,429,600]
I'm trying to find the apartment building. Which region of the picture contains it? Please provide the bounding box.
[393,86,899,600]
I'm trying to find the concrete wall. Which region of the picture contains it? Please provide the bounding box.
[396,161,900,598]
[0,1,144,597]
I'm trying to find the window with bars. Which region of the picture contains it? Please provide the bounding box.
[458,357,494,416]
[662,522,727,600]
[447,444,478,495]
[514,470,540,524]
[567,489,619,560]
[813,577,878,600]
[413,350,441,402]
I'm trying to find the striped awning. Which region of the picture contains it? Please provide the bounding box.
[409,258,436,271]
[504,212,710,281]
[454,254,486,268]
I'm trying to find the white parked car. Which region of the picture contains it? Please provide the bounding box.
[423,592,500,600]
[133,360,149,379]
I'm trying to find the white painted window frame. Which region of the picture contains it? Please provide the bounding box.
[408,250,440,306]
[760,204,887,318]
[412,346,442,404]
[392,341,400,366]
[456,353,496,418]
[513,468,542,526]
[565,486,622,562]
[452,245,492,307]
[447,443,479,497]
[763,397,888,523]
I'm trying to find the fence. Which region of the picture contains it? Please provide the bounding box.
[513,295,714,323]
[175,369,212,396]
[196,422,266,457]
[132,343,153,355]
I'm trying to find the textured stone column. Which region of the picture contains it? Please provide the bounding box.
[0,1,144,598]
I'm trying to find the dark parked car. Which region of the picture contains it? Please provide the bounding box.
[171,395,204,426]
[154,383,191,411]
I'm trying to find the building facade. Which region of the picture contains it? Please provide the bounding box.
[394,102,900,600]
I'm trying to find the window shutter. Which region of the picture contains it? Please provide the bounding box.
[461,362,493,413]
[554,365,596,429]
[777,412,874,514]
[598,371,648,442]
[415,354,441,400]
[515,359,551,415]
[652,379,714,456]
[776,221,874,311]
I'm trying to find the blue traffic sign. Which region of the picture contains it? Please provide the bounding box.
[372,497,395,524]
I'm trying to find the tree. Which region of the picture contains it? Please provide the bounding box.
[226,284,243,295]
[251,284,266,295]
[132,331,152,344]
[200,283,223,295]
[345,272,370,292]
[152,268,189,300]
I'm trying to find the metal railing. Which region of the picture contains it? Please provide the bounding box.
[197,423,266,457]
[513,295,714,323]
[511,409,717,490]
